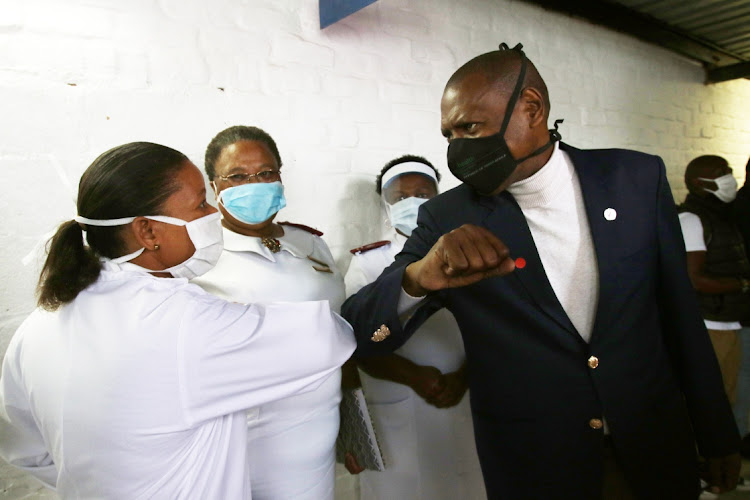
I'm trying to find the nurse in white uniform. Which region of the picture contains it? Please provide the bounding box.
[0,142,355,499]
[345,155,486,500]
[191,126,347,500]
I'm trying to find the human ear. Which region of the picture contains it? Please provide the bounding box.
[520,88,546,128]
[129,217,161,251]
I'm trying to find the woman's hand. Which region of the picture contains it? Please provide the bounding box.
[344,452,365,475]
[407,365,446,402]
[428,369,469,408]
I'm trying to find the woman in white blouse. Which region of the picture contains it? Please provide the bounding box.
[0,142,355,499]
[192,126,347,500]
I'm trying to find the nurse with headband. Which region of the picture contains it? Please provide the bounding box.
[344,155,486,500]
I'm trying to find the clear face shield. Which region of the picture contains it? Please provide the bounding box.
[380,163,439,237]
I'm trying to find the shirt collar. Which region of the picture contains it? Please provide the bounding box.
[221,225,314,262]
[99,259,188,282]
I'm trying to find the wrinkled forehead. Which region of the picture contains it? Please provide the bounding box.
[442,72,497,103]
[441,74,507,122]
[217,140,278,168]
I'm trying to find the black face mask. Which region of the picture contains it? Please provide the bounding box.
[447,43,563,196]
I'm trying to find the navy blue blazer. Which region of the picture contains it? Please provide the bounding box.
[342,144,739,499]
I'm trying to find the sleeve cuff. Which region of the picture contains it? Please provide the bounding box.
[397,287,426,324]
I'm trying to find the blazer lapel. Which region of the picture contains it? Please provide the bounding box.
[561,144,618,344]
[481,193,580,339]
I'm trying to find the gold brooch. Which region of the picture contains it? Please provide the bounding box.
[261,237,281,253]
[371,324,390,342]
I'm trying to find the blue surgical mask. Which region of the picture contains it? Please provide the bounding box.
[218,181,287,225]
[387,197,428,236]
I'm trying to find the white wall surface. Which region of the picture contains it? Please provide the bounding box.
[1,0,749,498]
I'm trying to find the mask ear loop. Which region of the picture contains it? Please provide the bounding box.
[211,181,227,212]
[496,47,530,165]
[497,47,528,141]
[498,42,525,55]
[514,119,565,164]
[550,119,564,142]
[492,43,566,166]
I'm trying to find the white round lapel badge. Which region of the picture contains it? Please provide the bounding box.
[604,208,617,221]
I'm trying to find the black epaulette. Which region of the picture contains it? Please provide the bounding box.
[350,240,390,255]
[278,221,323,236]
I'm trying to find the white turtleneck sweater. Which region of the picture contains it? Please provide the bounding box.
[507,143,600,342]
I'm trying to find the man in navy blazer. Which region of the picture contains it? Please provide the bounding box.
[342,45,740,499]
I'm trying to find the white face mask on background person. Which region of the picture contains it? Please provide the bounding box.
[74,212,224,279]
[385,197,429,237]
[699,173,738,203]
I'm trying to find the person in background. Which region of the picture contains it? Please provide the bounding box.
[342,43,741,498]
[677,155,750,410]
[0,142,355,499]
[731,156,750,455]
[191,125,348,500]
[344,155,486,500]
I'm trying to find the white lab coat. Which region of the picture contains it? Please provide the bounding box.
[345,230,487,500]
[192,225,347,500]
[0,260,355,500]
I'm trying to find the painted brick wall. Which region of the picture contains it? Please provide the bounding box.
[1,0,749,498]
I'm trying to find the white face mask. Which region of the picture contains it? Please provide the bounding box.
[699,174,738,203]
[385,197,429,236]
[74,212,224,279]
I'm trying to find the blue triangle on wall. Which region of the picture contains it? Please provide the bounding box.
[319,0,378,29]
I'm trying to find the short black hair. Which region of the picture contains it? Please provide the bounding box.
[375,155,440,195]
[685,155,728,194]
[204,125,282,180]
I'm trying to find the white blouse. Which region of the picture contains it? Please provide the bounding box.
[193,225,345,311]
[191,224,348,500]
[0,262,355,499]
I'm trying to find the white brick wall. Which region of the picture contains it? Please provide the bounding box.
[1,0,749,498]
